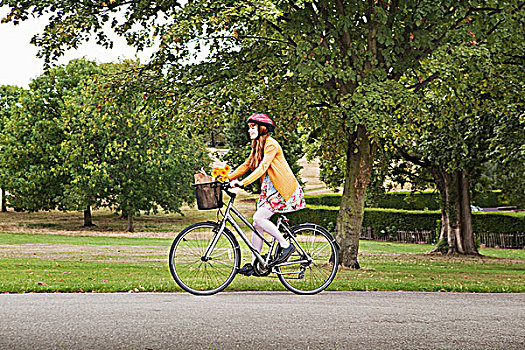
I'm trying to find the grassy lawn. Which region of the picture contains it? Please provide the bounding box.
[1,232,523,293]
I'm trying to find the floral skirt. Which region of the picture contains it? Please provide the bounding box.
[257,175,306,213]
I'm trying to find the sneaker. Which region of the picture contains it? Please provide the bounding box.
[238,263,254,276]
[273,244,296,265]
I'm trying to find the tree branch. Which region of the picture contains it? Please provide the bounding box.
[486,1,525,36]
[468,7,503,13]
[264,19,298,47]
[335,0,352,50]
[199,35,291,46]
[398,148,431,168]
[429,13,469,55]
[307,102,332,108]
[408,71,441,91]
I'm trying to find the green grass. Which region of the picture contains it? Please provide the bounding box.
[0,232,172,246]
[1,232,523,293]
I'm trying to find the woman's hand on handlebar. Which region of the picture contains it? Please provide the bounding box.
[230,180,244,188]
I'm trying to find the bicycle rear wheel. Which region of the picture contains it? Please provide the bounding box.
[277,223,339,295]
[169,222,240,295]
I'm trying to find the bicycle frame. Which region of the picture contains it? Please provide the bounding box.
[203,188,311,271]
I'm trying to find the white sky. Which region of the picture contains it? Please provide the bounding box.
[0,6,155,88]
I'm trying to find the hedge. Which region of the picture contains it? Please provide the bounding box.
[286,205,525,236]
[305,190,510,211]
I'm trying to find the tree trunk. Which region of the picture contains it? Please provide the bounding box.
[432,208,450,254]
[431,168,479,255]
[458,170,478,254]
[126,212,134,232]
[335,125,374,269]
[1,189,6,212]
[431,168,448,253]
[210,130,216,147]
[83,206,94,227]
[445,171,460,254]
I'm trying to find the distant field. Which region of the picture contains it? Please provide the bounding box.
[0,232,523,293]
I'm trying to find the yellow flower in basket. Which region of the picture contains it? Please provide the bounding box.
[211,164,231,182]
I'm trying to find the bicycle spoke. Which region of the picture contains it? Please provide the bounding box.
[278,224,338,294]
[209,259,236,268]
[309,241,331,258]
[169,223,239,295]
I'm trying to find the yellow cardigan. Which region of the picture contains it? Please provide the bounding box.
[228,137,299,201]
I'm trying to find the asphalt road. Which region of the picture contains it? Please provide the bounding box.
[0,291,523,350]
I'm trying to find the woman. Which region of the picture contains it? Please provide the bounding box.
[229,113,306,276]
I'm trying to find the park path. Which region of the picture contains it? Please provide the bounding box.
[0,291,523,349]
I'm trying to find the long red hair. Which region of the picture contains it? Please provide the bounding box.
[248,124,270,170]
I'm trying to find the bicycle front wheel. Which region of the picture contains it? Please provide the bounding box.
[277,223,339,295]
[169,222,240,295]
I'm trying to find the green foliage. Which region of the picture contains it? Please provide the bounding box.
[0,85,23,192]
[393,43,522,173]
[287,206,525,236]
[1,58,209,225]
[305,191,511,211]
[471,212,525,236]
[221,115,259,193]
[304,194,343,207]
[471,191,512,209]
[0,59,100,211]
[62,60,210,218]
[386,4,524,228]
[434,238,450,254]
[5,1,514,180]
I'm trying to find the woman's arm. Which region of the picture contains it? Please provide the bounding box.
[228,155,252,180]
[241,143,278,186]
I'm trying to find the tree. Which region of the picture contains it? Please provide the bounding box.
[0,85,23,212]
[388,5,524,255]
[0,59,100,214]
[63,61,210,231]
[2,1,522,267]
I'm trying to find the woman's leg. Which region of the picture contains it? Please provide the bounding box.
[238,207,294,274]
[252,207,290,251]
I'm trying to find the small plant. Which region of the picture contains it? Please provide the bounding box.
[434,239,449,254]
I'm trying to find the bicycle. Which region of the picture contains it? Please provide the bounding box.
[169,181,339,295]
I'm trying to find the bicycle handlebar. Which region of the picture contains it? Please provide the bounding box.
[220,181,243,190]
[219,181,239,198]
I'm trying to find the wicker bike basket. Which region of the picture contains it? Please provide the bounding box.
[193,182,223,210]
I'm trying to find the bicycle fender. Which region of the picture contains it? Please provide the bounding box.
[313,224,341,250]
[292,223,341,250]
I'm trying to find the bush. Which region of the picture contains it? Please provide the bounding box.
[370,191,441,210]
[470,212,525,234]
[305,190,511,211]
[287,206,525,235]
[287,206,440,232]
[304,194,343,207]
[471,190,510,208]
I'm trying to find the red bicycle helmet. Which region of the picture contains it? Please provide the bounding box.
[247,113,275,132]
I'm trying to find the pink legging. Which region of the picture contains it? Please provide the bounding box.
[251,207,289,258]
